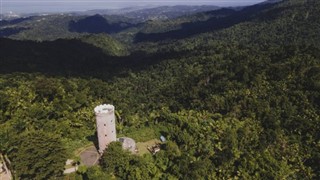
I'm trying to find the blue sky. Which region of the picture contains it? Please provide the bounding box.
[1,0,266,14]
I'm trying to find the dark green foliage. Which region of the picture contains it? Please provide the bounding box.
[69,14,135,34]
[79,34,128,56]
[101,142,161,179]
[85,166,112,180]
[164,141,181,159]
[0,38,127,77]
[8,131,68,179]
[100,142,131,174]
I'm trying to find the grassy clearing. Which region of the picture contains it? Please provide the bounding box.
[62,138,95,157]
[136,139,161,156]
[119,126,158,142]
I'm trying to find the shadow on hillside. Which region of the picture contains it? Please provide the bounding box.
[0,38,182,80]
[68,14,136,34]
[0,16,33,27]
[0,27,29,37]
[134,3,279,42]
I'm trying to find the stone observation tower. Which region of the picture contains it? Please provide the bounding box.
[94,104,117,153]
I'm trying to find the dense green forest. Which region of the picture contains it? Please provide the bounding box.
[0,0,320,179]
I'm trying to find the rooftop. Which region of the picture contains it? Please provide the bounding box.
[94,104,114,114]
[118,137,136,153]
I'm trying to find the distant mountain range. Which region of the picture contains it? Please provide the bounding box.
[104,5,221,21]
[0,5,223,41]
[0,5,220,21]
[0,0,284,42]
[0,0,283,21]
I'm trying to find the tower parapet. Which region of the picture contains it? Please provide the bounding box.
[94,104,116,153]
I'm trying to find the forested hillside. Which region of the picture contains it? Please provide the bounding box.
[0,14,138,41]
[0,0,320,179]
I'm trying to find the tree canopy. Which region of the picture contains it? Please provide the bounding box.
[8,131,68,179]
[0,0,320,179]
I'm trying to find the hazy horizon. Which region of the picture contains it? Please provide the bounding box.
[1,0,266,14]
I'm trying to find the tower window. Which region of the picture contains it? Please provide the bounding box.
[104,124,106,126]
[105,135,107,137]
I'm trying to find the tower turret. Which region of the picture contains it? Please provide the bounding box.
[94,104,116,153]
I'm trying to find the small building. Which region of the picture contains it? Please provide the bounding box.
[118,137,136,153]
[147,144,161,155]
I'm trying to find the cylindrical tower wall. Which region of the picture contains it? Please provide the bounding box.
[94,104,116,153]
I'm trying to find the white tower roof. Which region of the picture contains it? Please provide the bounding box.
[94,104,114,114]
